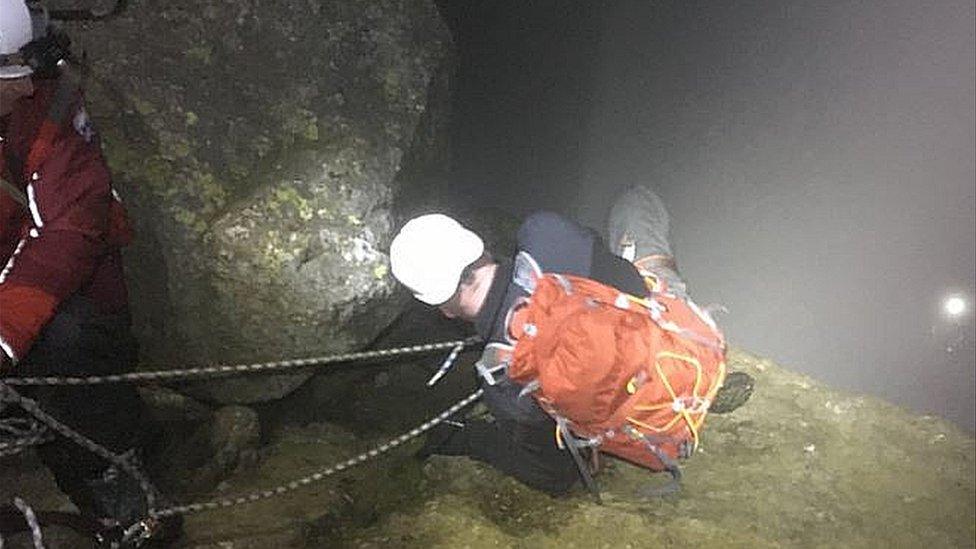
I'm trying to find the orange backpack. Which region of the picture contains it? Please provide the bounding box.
[503,252,727,485]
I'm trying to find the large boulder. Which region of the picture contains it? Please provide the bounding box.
[64,0,452,402]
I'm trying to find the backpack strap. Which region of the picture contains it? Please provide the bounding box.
[0,176,28,208]
[512,250,543,294]
[25,73,80,177]
[555,416,602,504]
[1,136,28,207]
[0,74,79,212]
[474,342,513,386]
[624,425,684,497]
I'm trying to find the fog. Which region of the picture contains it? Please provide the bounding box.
[439,1,975,432]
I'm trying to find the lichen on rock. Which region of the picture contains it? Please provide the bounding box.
[66,0,452,402]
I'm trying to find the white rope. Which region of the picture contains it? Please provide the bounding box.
[153,388,484,519]
[12,498,44,549]
[3,337,481,386]
[0,412,53,459]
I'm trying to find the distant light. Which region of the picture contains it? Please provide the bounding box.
[943,295,967,318]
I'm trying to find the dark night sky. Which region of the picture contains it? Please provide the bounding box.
[439,1,975,432]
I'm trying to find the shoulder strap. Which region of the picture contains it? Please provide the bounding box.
[0,73,79,212]
[1,134,27,208]
[25,72,80,177]
[0,176,28,208]
[512,250,543,294]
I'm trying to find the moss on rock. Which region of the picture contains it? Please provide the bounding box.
[62,0,452,402]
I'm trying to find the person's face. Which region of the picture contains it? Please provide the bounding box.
[437,284,481,321]
[0,76,34,117]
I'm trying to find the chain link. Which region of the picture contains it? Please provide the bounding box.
[1,337,481,386]
[152,388,483,518]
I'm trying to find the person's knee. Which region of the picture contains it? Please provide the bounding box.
[607,185,674,259]
[24,296,135,375]
[24,306,87,369]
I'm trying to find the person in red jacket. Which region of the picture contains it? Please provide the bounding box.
[1,1,176,540]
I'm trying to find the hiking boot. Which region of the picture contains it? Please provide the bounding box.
[84,460,151,528]
[139,514,185,548]
[710,371,755,414]
[94,514,184,548]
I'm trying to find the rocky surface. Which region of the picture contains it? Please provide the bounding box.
[2,347,972,548]
[2,4,972,548]
[58,0,452,403]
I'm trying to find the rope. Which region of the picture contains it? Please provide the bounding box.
[0,382,159,512]
[0,337,485,537]
[0,432,55,458]
[0,415,53,459]
[0,417,49,441]
[627,350,725,452]
[12,498,44,549]
[152,388,483,519]
[426,340,468,386]
[1,338,480,386]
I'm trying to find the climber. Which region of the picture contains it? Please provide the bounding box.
[389,186,753,496]
[1,0,179,543]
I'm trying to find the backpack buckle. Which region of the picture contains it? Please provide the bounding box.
[476,362,506,386]
[475,343,512,386]
[671,396,710,414]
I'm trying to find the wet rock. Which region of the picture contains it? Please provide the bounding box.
[176,420,424,547]
[64,0,453,403]
[160,404,261,493]
[0,453,89,549]
[210,405,262,473]
[138,385,212,424]
[342,348,975,548]
[3,349,973,547]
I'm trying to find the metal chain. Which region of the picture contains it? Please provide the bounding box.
[1,338,481,386]
[0,382,159,512]
[152,388,484,519]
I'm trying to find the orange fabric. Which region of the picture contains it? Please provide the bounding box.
[507,274,726,471]
[0,283,59,362]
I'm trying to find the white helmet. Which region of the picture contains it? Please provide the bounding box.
[390,214,485,305]
[0,0,33,79]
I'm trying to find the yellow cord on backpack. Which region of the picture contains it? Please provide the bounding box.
[626,351,725,452]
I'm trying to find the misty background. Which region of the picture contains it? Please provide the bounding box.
[438,0,975,432]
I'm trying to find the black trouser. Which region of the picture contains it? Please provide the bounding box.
[7,295,151,518]
[440,417,580,495]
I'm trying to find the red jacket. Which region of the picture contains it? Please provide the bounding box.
[0,78,131,365]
